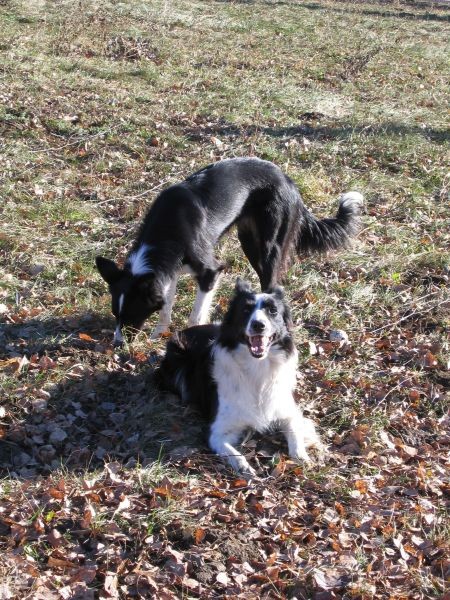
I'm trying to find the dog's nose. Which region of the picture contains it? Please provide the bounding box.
[251,319,266,333]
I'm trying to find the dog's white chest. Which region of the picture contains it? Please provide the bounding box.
[212,344,298,431]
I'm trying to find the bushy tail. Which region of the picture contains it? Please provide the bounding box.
[296,192,363,255]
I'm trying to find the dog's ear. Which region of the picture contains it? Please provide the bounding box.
[283,303,294,331]
[135,274,162,306]
[96,256,122,284]
[234,278,252,294]
[269,285,294,330]
[135,272,155,294]
[269,285,285,300]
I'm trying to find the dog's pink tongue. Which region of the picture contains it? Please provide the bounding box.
[250,335,267,355]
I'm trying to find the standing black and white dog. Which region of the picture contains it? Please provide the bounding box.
[96,157,362,343]
[157,279,323,477]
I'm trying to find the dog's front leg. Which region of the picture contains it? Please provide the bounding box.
[151,277,178,339]
[281,411,312,464]
[188,270,222,326]
[209,424,256,478]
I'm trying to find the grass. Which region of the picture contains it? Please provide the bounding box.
[1,0,449,597]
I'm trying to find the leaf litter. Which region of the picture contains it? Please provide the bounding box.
[0,258,448,599]
[0,0,449,597]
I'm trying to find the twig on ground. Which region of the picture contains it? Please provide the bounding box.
[370,292,447,334]
[28,128,114,154]
[95,173,185,205]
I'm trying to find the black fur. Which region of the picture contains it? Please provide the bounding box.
[296,200,361,254]
[157,324,220,421]
[157,279,296,422]
[218,279,294,355]
[96,157,361,335]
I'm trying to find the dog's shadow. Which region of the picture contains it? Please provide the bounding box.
[1,312,318,480]
[0,312,113,356]
[0,312,210,479]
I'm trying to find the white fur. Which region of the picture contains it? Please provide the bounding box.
[118,293,124,315]
[151,266,211,338]
[151,278,178,339]
[339,191,364,209]
[209,343,320,476]
[127,244,153,276]
[188,275,222,327]
[245,294,275,338]
[114,293,126,344]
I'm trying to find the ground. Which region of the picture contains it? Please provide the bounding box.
[0,0,449,598]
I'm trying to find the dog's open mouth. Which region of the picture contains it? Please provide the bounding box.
[246,334,275,359]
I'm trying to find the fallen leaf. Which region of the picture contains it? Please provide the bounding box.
[69,565,97,585]
[114,496,131,515]
[354,480,368,494]
[211,136,224,149]
[38,356,56,370]
[47,529,63,548]
[47,556,78,570]
[0,356,29,373]
[231,478,248,488]
[104,573,119,598]
[313,568,347,590]
[78,333,95,342]
[105,462,122,483]
[216,572,229,586]
[154,487,171,498]
[194,528,206,544]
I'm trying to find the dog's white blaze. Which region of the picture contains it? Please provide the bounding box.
[245,294,274,338]
[188,275,222,326]
[127,244,153,276]
[118,293,124,316]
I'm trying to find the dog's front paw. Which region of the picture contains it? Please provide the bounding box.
[291,446,328,467]
[290,447,312,465]
[231,456,257,479]
[239,465,257,480]
[312,441,328,465]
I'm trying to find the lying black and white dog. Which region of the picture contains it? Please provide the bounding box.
[157,279,323,477]
[96,157,362,343]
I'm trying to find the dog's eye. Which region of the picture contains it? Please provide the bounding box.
[268,307,278,315]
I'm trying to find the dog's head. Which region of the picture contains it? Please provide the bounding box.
[95,255,164,345]
[220,279,294,359]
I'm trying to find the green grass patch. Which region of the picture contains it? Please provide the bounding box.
[0,1,449,598]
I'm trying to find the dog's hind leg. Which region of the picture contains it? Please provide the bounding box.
[237,223,264,282]
[238,204,292,291]
[238,227,282,291]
